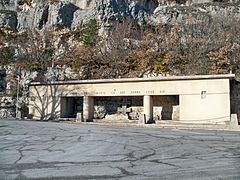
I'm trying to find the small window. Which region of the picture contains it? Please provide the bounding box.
[201,91,206,99]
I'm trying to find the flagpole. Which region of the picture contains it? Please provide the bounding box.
[16,68,20,119]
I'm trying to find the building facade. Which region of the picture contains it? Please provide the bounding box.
[28,74,235,124]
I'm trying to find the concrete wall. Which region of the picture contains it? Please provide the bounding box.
[28,76,231,124]
[28,85,62,120]
[180,94,230,124]
[29,79,230,97]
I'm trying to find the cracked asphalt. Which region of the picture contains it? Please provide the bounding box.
[1,119,240,179]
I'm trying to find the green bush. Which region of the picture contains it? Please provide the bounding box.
[153,63,169,75]
[80,19,99,47]
[27,62,40,72]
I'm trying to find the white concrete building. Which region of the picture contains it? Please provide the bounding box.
[28,74,235,124]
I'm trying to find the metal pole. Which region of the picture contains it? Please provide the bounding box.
[16,76,20,119]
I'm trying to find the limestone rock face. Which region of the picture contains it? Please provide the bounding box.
[0,96,15,118]
[69,0,96,9]
[71,8,95,28]
[0,11,17,29]
[153,3,240,25]
[17,4,49,30]
[47,2,79,28]
[96,0,158,24]
[1,0,240,31]
[17,2,80,30]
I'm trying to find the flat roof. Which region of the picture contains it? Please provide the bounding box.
[30,74,235,86]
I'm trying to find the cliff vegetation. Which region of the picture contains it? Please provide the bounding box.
[0,0,240,92]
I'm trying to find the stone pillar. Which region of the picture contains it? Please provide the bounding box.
[83,96,94,122]
[144,95,153,123]
[230,114,238,128]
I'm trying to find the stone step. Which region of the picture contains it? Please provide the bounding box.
[156,120,228,125]
[94,119,139,124]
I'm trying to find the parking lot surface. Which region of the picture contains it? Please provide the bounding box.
[1,119,240,179]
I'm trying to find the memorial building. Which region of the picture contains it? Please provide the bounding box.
[28,74,235,124]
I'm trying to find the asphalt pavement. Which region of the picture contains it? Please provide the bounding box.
[1,119,240,179]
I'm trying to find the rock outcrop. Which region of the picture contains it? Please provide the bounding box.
[0,69,14,119]
[0,96,15,118]
[0,10,17,29]
[0,0,239,31]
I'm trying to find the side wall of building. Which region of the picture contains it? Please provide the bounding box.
[28,85,62,120]
[179,79,230,124]
[180,94,230,124]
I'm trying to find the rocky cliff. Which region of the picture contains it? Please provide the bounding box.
[0,0,240,31]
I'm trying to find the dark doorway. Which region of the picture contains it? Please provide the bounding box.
[153,95,179,120]
[60,97,83,118]
[94,96,143,120]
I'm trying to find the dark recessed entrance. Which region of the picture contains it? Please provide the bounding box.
[153,95,179,121]
[60,97,83,118]
[94,96,143,120]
